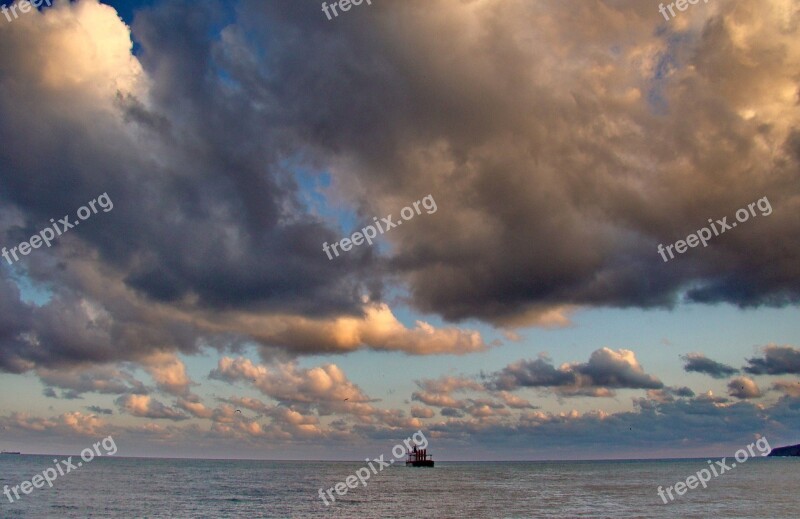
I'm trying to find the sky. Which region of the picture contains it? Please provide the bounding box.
[0,0,798,461]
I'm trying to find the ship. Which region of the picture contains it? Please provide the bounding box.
[1,451,21,455]
[405,444,434,467]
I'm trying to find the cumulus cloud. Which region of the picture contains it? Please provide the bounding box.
[3,378,800,459]
[36,365,147,398]
[222,396,274,415]
[219,0,800,326]
[728,377,763,399]
[116,394,188,421]
[771,380,800,398]
[412,390,775,458]
[464,399,509,418]
[177,397,213,419]
[417,349,664,403]
[694,391,730,404]
[140,352,193,396]
[209,357,382,421]
[489,359,575,391]
[0,0,799,458]
[681,353,740,379]
[489,348,663,396]
[213,303,489,356]
[670,387,696,398]
[441,408,464,418]
[412,391,465,409]
[191,399,328,440]
[410,406,435,419]
[0,411,108,437]
[744,345,800,375]
[0,0,490,386]
[415,376,484,395]
[85,406,114,415]
[0,0,797,388]
[496,391,538,409]
[411,375,487,409]
[209,359,424,434]
[210,357,369,405]
[0,263,487,378]
[646,386,696,403]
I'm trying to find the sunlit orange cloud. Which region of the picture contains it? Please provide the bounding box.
[177,399,214,419]
[2,411,107,437]
[140,352,193,396]
[47,258,490,360]
[210,358,427,430]
[116,394,188,421]
[0,0,145,109]
[727,376,763,400]
[207,302,489,355]
[495,392,537,409]
[211,357,369,404]
[772,381,800,397]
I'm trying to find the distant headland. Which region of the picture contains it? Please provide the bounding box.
[767,443,800,457]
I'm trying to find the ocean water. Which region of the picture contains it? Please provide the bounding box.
[1,456,798,518]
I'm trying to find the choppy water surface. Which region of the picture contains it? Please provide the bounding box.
[1,456,798,518]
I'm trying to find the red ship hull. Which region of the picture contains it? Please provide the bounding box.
[405,459,434,467]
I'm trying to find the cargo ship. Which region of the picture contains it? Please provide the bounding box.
[405,444,434,467]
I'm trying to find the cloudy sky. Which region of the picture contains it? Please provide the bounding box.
[0,0,798,461]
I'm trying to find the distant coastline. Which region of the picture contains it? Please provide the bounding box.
[767,443,800,457]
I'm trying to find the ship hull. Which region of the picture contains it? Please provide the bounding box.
[406,460,434,467]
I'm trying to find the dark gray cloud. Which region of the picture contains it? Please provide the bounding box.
[36,366,148,398]
[681,353,740,379]
[0,273,34,373]
[417,393,777,459]
[669,386,696,398]
[410,406,435,419]
[744,345,800,375]
[0,0,798,381]
[490,358,575,391]
[41,387,89,400]
[489,348,663,395]
[0,0,381,375]
[441,407,464,418]
[0,0,371,318]
[225,0,800,326]
[86,406,114,415]
[646,386,696,403]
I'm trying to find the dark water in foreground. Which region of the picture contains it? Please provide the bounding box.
[1,456,798,518]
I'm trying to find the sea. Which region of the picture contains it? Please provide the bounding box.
[1,456,798,518]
